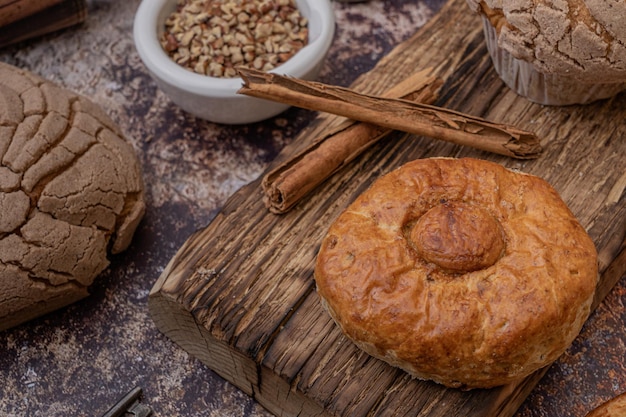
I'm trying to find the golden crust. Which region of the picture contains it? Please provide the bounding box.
[586,392,626,417]
[314,157,598,389]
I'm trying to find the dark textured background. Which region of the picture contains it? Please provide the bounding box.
[0,0,624,416]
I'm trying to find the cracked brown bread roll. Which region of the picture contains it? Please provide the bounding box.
[0,62,146,331]
[314,157,598,389]
[586,392,626,417]
[465,0,626,105]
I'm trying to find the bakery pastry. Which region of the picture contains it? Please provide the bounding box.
[464,0,626,105]
[0,62,146,331]
[586,392,626,417]
[314,157,598,389]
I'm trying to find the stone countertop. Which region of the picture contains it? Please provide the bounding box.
[0,0,624,416]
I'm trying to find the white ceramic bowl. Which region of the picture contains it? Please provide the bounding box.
[133,0,335,124]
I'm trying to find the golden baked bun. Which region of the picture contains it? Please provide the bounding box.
[314,157,598,389]
[586,392,626,417]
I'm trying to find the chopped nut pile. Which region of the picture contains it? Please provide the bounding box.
[161,0,309,78]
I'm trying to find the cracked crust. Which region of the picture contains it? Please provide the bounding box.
[465,0,626,104]
[314,158,598,389]
[0,62,146,331]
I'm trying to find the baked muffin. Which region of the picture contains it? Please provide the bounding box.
[0,62,146,331]
[465,0,626,105]
[314,157,598,389]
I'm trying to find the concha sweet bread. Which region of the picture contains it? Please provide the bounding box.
[314,157,598,389]
[0,62,146,331]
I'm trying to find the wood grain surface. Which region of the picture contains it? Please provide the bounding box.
[149,0,626,415]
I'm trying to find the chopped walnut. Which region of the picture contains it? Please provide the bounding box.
[160,0,309,78]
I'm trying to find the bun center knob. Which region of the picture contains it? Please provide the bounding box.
[410,201,505,273]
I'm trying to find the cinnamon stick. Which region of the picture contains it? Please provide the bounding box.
[0,0,87,48]
[261,68,442,213]
[238,68,543,160]
[0,0,62,27]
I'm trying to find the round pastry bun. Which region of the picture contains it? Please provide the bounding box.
[0,62,146,331]
[465,0,626,105]
[314,157,598,389]
[586,392,626,417]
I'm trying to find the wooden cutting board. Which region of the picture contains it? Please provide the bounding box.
[149,0,626,415]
